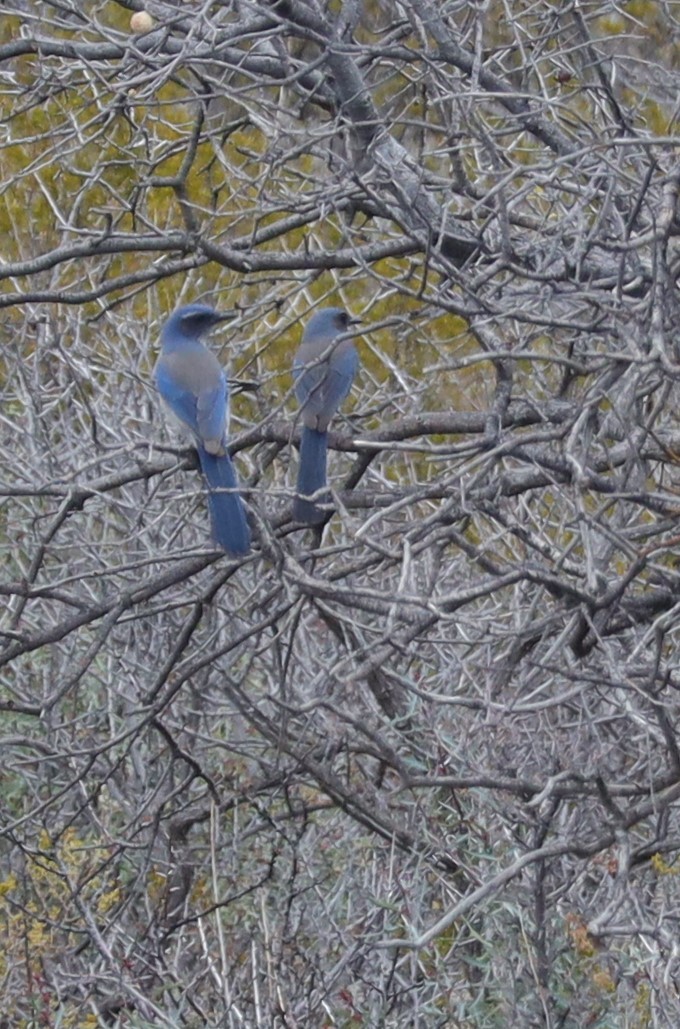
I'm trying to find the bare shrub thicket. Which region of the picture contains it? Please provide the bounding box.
[2,1,680,1025]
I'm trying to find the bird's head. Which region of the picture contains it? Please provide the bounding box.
[162,304,236,342]
[303,307,360,343]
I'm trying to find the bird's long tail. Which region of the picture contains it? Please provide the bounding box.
[198,447,251,555]
[294,427,329,525]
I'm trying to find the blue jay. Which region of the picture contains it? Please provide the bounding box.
[154,304,251,555]
[293,307,359,525]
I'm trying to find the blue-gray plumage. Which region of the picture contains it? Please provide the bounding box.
[154,304,251,555]
[293,307,359,525]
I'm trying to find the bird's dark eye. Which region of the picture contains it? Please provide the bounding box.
[181,313,205,330]
[337,312,349,329]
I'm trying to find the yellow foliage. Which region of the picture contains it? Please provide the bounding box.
[147,865,168,903]
[0,873,17,896]
[635,980,652,1026]
[27,917,50,950]
[591,965,617,994]
[650,851,680,876]
[96,885,122,914]
[0,827,122,979]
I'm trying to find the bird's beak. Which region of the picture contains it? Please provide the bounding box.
[213,310,239,323]
[347,315,362,326]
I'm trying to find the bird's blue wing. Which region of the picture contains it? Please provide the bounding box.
[196,384,228,448]
[321,353,358,411]
[156,360,228,449]
[293,360,324,407]
[155,360,200,435]
[294,347,358,425]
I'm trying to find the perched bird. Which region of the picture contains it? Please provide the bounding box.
[154,304,251,555]
[293,307,359,525]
